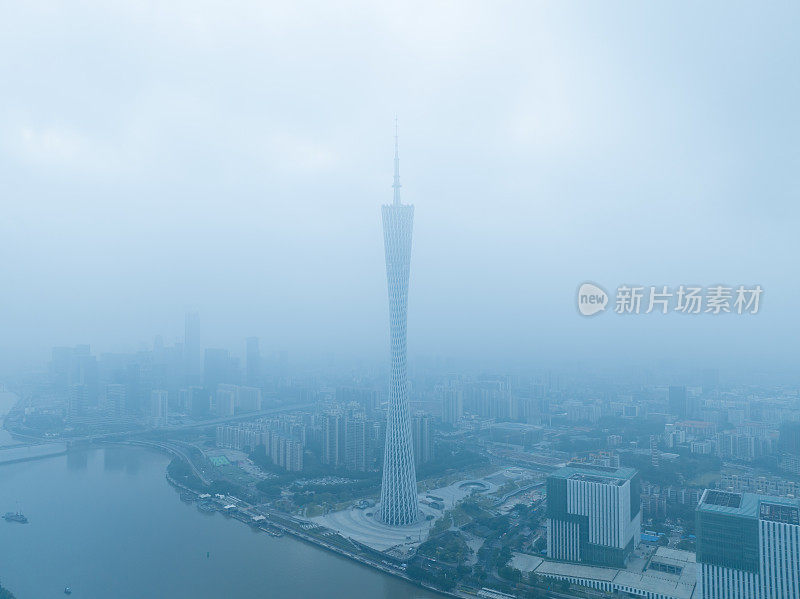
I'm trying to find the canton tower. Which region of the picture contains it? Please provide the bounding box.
[378,122,419,526]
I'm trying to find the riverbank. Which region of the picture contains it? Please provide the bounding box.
[163,464,457,598]
[0,393,67,467]
[0,397,448,596]
[1,446,440,598]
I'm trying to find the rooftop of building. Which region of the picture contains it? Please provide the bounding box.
[697,489,800,519]
[549,462,637,483]
[520,547,697,599]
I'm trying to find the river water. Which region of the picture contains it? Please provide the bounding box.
[0,410,441,599]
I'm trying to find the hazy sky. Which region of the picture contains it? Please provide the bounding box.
[1,2,798,377]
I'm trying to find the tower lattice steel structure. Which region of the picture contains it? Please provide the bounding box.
[378,122,419,526]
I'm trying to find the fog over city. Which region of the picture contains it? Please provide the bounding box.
[5,5,800,599]
[1,1,799,379]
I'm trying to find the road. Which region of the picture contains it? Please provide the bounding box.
[122,439,212,485]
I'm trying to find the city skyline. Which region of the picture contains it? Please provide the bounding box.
[2,3,800,598]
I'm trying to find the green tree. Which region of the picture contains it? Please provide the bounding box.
[498,565,522,582]
[0,583,17,599]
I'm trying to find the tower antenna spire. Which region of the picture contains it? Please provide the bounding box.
[393,116,401,205]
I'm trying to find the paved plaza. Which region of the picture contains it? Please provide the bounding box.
[308,477,499,553]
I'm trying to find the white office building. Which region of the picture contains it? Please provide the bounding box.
[546,463,642,568]
[696,489,800,599]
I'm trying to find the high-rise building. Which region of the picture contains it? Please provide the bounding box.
[267,430,304,472]
[512,394,539,424]
[104,383,127,416]
[204,348,233,392]
[320,410,366,472]
[216,424,265,451]
[50,346,74,390]
[322,412,345,467]
[67,384,89,419]
[211,383,262,415]
[184,312,202,384]
[55,345,98,409]
[716,430,773,462]
[217,418,306,472]
[215,384,236,417]
[546,463,642,567]
[668,386,687,418]
[188,386,210,418]
[411,413,432,465]
[345,414,367,472]
[378,125,419,526]
[236,385,262,413]
[283,438,304,472]
[465,379,512,420]
[650,434,660,467]
[336,387,380,415]
[702,369,719,394]
[442,387,463,426]
[177,388,191,413]
[245,336,260,387]
[150,390,169,427]
[696,489,800,599]
[779,422,800,456]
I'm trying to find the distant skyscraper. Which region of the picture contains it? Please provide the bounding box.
[411,413,432,465]
[336,387,380,416]
[780,422,800,455]
[204,348,232,392]
[650,434,660,467]
[104,383,127,416]
[215,384,236,417]
[546,463,642,567]
[236,385,262,413]
[184,312,202,383]
[702,368,719,394]
[150,390,169,427]
[54,345,98,408]
[378,124,419,526]
[245,336,260,386]
[466,379,512,420]
[668,386,687,418]
[442,388,464,425]
[50,347,74,390]
[283,438,304,472]
[67,384,89,419]
[696,489,800,599]
[345,414,368,472]
[322,412,345,467]
[321,410,366,471]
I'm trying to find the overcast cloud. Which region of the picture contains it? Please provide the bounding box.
[1,1,798,379]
